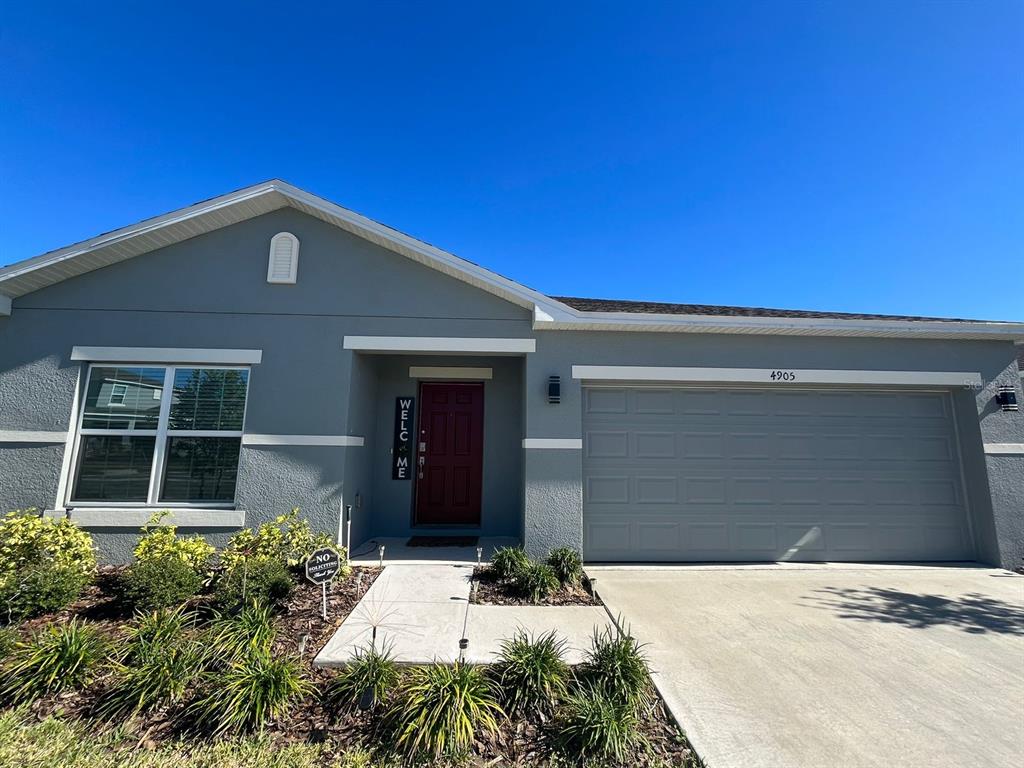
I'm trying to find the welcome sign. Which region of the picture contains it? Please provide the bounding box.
[392,396,415,479]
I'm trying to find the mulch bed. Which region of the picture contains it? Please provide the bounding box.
[6,566,704,766]
[272,567,381,668]
[470,567,602,607]
[11,566,383,743]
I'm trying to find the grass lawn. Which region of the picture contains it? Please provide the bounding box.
[0,707,376,768]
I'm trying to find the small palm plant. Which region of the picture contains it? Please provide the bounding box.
[208,601,276,661]
[492,629,570,716]
[98,636,206,720]
[546,547,583,587]
[555,680,646,761]
[97,606,206,720]
[489,546,531,581]
[387,661,503,760]
[121,605,196,660]
[189,650,312,735]
[0,618,108,703]
[326,642,400,712]
[580,623,652,709]
[513,561,560,602]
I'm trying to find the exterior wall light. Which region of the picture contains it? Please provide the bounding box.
[548,375,561,404]
[995,385,1018,412]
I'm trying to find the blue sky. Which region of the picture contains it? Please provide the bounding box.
[2,1,1021,319]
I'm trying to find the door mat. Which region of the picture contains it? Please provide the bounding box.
[406,536,479,548]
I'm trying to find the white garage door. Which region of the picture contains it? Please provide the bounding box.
[582,386,973,562]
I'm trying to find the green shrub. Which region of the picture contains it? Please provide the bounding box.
[489,546,530,581]
[97,630,206,720]
[555,681,645,761]
[0,628,15,662]
[513,561,559,602]
[133,512,214,572]
[0,510,95,622]
[208,602,276,661]
[493,629,569,716]
[123,555,204,611]
[215,557,295,612]
[190,651,312,735]
[120,605,197,660]
[546,547,583,587]
[0,618,108,703]
[101,607,208,717]
[0,509,96,575]
[220,508,335,570]
[387,662,503,760]
[581,624,652,708]
[327,642,399,712]
[0,561,90,623]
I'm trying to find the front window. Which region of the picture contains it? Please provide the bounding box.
[70,365,249,505]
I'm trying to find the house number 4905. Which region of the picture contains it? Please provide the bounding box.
[769,370,796,382]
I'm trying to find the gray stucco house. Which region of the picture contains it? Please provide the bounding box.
[1,180,1022,567]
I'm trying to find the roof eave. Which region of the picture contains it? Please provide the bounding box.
[0,180,560,318]
[531,309,1024,340]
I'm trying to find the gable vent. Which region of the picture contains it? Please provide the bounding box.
[267,232,299,284]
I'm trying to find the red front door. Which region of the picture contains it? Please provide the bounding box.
[414,382,484,526]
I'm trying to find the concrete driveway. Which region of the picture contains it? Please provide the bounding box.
[590,565,1024,768]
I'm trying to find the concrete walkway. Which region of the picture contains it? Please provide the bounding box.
[590,565,1024,768]
[347,536,519,566]
[315,563,609,666]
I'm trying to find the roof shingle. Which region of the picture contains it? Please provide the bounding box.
[552,296,980,323]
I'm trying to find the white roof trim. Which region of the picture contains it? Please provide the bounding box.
[541,307,1024,341]
[0,179,563,321]
[2,179,1020,341]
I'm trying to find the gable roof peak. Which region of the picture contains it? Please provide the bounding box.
[0,180,559,318]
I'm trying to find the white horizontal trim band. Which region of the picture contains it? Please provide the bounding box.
[0,430,67,443]
[983,443,1024,455]
[46,507,245,529]
[522,438,583,449]
[241,434,365,447]
[571,365,983,387]
[409,366,493,380]
[344,336,535,354]
[71,346,263,364]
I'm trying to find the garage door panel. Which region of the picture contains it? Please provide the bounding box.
[685,476,727,503]
[635,476,678,503]
[735,523,777,551]
[781,524,827,553]
[583,387,971,562]
[585,388,628,413]
[586,476,629,504]
[634,389,676,414]
[634,432,677,458]
[636,522,680,551]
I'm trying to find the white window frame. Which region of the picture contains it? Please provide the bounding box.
[65,363,250,509]
[107,382,128,406]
